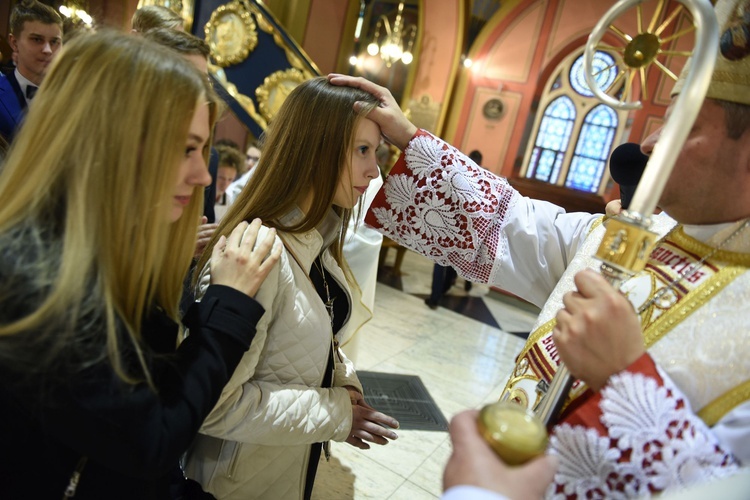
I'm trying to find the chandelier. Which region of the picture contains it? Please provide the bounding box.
[59,1,93,27]
[366,2,417,67]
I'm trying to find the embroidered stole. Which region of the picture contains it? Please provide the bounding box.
[501,223,750,423]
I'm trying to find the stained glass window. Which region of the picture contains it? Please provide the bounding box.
[523,48,625,195]
[570,51,618,97]
[565,104,618,192]
[526,96,575,183]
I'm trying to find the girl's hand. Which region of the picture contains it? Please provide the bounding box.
[194,216,218,259]
[345,387,399,450]
[209,219,281,297]
[553,269,644,391]
[327,73,418,150]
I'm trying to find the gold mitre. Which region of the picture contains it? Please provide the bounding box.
[672,0,750,105]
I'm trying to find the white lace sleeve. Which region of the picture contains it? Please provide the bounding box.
[548,369,740,499]
[712,400,750,465]
[367,130,599,305]
[369,132,519,285]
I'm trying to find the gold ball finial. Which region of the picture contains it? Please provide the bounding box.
[477,401,548,466]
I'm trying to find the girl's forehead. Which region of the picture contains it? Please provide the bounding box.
[355,116,382,139]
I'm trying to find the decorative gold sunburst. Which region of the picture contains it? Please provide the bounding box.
[594,0,695,104]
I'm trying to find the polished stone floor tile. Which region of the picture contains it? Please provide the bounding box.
[312,263,534,499]
[389,479,439,500]
[312,446,407,500]
[379,250,539,335]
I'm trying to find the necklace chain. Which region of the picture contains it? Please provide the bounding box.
[314,257,335,328]
[635,219,750,314]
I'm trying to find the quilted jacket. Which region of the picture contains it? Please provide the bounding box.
[184,208,368,499]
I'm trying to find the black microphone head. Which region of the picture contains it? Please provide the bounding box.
[609,143,648,186]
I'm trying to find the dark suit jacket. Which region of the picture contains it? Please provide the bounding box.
[203,146,219,223]
[0,71,25,143]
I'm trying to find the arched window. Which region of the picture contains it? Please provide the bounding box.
[521,49,627,195]
[527,96,575,183]
[566,104,618,192]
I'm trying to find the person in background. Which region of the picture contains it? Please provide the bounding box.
[131,4,184,34]
[141,27,208,74]
[184,77,399,500]
[0,30,280,499]
[245,142,262,174]
[213,144,243,221]
[0,0,63,144]
[329,0,749,493]
[225,141,262,204]
[214,137,241,150]
[141,28,218,250]
[135,21,219,229]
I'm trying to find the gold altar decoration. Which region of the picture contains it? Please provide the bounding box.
[256,68,311,123]
[204,1,319,131]
[209,64,268,129]
[204,0,258,67]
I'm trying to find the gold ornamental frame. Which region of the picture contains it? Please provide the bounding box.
[255,68,311,123]
[204,0,258,67]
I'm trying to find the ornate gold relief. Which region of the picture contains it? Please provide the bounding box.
[256,68,310,122]
[202,1,319,131]
[204,1,258,67]
[209,64,268,129]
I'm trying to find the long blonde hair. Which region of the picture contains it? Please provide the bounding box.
[197,77,379,278]
[0,31,217,384]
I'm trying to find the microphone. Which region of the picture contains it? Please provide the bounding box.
[609,143,648,209]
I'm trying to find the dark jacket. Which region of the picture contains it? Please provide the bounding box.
[0,71,24,144]
[203,146,219,223]
[0,278,264,499]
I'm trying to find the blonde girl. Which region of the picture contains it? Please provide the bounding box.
[0,31,279,498]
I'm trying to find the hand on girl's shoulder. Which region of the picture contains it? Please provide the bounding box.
[209,219,282,297]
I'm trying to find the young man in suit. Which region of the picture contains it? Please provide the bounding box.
[0,0,63,143]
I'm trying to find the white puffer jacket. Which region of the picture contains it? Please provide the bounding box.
[185,208,369,499]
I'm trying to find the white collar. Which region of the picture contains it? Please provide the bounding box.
[14,69,37,104]
[279,206,342,250]
[681,218,750,253]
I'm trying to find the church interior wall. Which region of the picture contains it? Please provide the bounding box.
[0,0,693,213]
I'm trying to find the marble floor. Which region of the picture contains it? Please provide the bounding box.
[311,249,540,499]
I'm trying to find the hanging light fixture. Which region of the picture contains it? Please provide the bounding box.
[366,2,417,67]
[59,3,93,27]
